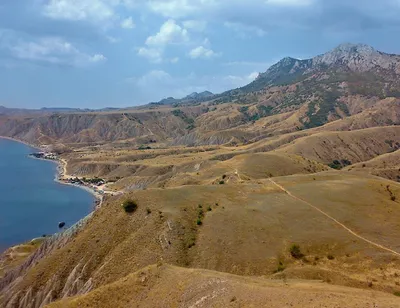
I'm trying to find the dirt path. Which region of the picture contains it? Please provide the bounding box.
[268,178,400,258]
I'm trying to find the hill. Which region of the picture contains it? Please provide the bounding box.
[1,43,400,307]
[48,265,400,308]
[1,172,400,307]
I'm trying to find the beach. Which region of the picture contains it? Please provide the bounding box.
[0,136,107,207]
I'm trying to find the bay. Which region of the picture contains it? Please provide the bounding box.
[0,138,94,252]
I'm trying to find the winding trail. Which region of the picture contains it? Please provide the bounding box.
[268,178,400,258]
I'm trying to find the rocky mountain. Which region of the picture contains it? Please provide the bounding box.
[184,91,214,100]
[242,43,400,92]
[1,43,400,147]
[208,43,400,130]
[149,91,215,106]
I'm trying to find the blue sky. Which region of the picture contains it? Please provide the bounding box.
[1,0,400,109]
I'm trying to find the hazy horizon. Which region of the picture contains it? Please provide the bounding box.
[1,0,400,109]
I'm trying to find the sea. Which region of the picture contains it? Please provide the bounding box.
[0,138,94,253]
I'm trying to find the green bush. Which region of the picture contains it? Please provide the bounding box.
[274,261,286,273]
[219,180,225,185]
[196,218,203,226]
[394,291,400,297]
[122,199,138,213]
[289,244,304,259]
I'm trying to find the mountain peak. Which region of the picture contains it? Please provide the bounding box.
[312,43,385,70]
[184,91,214,100]
[326,43,378,58]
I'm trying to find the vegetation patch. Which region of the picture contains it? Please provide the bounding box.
[122,199,138,213]
[274,261,286,273]
[289,244,304,259]
[386,185,397,202]
[171,109,196,130]
[303,91,344,129]
[328,159,352,170]
[238,104,274,123]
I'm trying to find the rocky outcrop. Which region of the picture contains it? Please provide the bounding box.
[0,214,93,308]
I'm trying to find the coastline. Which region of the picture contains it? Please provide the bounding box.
[30,155,103,208]
[0,136,104,257]
[0,136,42,151]
[0,135,103,207]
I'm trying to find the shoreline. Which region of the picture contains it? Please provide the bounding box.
[0,136,43,151]
[0,135,104,206]
[29,155,104,207]
[0,136,105,255]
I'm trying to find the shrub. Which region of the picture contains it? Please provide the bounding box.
[222,174,227,179]
[198,209,204,218]
[327,254,335,260]
[122,199,138,213]
[289,244,304,259]
[274,261,286,273]
[196,218,203,226]
[207,206,212,212]
[219,180,225,185]
[394,291,400,297]
[146,207,152,214]
[391,196,396,202]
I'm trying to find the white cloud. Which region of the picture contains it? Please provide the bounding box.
[138,19,191,63]
[43,0,115,22]
[145,19,189,46]
[9,37,106,66]
[183,20,207,32]
[42,0,137,28]
[189,46,220,59]
[146,0,313,19]
[137,47,163,63]
[89,54,107,62]
[121,16,135,29]
[147,0,202,19]
[129,70,172,87]
[224,22,267,38]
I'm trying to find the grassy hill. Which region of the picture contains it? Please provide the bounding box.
[1,172,400,307]
[2,43,400,307]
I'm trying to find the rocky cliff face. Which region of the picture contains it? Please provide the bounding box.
[0,214,93,308]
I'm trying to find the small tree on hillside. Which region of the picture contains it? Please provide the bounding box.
[122,199,138,213]
[289,244,304,259]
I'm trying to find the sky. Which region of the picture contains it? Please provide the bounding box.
[1,0,400,109]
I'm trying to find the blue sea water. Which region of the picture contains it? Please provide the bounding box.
[0,138,94,252]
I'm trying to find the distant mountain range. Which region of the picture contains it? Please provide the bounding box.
[149,91,215,106]
[1,43,400,146]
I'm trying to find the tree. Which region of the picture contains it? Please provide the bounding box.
[122,199,138,213]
